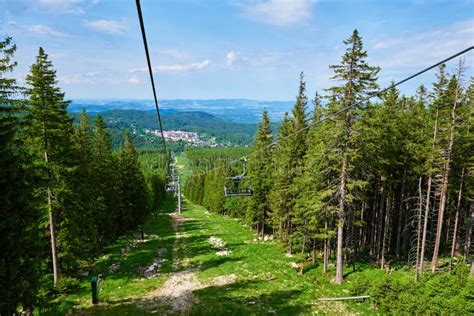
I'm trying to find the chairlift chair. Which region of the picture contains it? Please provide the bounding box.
[224,158,253,197]
[166,175,176,193]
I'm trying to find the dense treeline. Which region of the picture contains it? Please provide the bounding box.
[184,147,252,213]
[0,38,168,313]
[183,30,473,293]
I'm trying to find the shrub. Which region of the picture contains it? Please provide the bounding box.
[349,265,473,315]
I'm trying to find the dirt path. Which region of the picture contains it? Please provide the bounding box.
[141,213,203,314]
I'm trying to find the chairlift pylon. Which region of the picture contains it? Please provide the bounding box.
[224,157,253,197]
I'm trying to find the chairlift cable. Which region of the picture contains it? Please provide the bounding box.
[135,0,166,152]
[190,46,474,179]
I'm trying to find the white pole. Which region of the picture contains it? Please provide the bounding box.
[178,175,182,214]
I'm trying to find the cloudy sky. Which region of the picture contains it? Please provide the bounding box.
[1,0,473,100]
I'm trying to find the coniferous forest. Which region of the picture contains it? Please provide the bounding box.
[1,26,473,314]
[1,37,167,313]
[184,30,473,313]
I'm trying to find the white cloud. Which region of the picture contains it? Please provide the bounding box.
[59,71,129,85]
[130,60,211,73]
[128,76,140,85]
[160,49,192,60]
[28,24,68,37]
[236,0,317,26]
[371,19,474,70]
[226,51,240,65]
[60,73,96,84]
[37,0,99,14]
[83,19,128,34]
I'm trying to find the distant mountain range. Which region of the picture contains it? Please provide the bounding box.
[69,99,294,123]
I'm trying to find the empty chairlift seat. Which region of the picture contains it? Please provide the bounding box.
[224,158,253,197]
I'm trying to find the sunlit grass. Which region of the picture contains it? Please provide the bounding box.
[49,193,382,315]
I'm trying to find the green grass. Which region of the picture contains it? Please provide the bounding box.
[175,201,378,315]
[40,197,177,315]
[42,152,472,315]
[47,194,386,315]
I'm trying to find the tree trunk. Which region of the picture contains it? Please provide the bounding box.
[419,175,432,275]
[415,177,423,281]
[288,217,293,255]
[335,153,347,284]
[302,235,306,254]
[45,151,59,285]
[381,196,391,270]
[396,170,407,258]
[376,185,385,260]
[449,168,464,273]
[360,200,366,248]
[431,82,459,272]
[323,221,329,274]
[312,239,316,264]
[420,109,439,275]
[464,204,473,261]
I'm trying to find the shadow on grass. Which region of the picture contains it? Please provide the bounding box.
[75,278,311,315]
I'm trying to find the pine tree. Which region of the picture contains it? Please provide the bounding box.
[70,109,100,261]
[0,36,41,314]
[269,112,293,247]
[327,29,379,284]
[118,131,149,231]
[91,115,120,243]
[431,62,467,272]
[248,110,273,236]
[299,91,337,269]
[25,47,75,285]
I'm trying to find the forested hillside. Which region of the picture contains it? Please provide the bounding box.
[0,38,168,313]
[70,109,271,148]
[183,30,473,313]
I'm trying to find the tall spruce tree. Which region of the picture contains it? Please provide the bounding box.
[118,131,149,231]
[269,73,309,253]
[0,36,41,314]
[70,109,100,261]
[25,47,75,285]
[269,112,293,247]
[91,115,119,243]
[327,29,379,284]
[248,110,273,236]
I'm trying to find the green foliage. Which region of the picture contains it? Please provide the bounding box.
[247,109,273,232]
[71,109,267,148]
[349,266,473,314]
[117,131,149,231]
[0,40,170,313]
[0,36,42,315]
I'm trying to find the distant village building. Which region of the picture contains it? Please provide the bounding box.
[162,130,198,142]
[143,129,224,147]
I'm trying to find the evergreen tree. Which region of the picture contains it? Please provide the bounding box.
[247,110,273,235]
[326,29,379,284]
[269,112,293,247]
[118,131,149,231]
[269,72,310,255]
[91,115,119,243]
[70,109,100,261]
[25,47,75,285]
[0,36,41,314]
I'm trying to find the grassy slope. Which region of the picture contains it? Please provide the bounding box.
[43,153,473,315]
[43,197,177,315]
[49,198,382,315]
[179,201,375,315]
[47,154,383,315]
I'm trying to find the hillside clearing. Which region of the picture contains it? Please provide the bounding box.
[48,196,382,315]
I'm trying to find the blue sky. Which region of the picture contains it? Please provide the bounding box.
[1,0,473,100]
